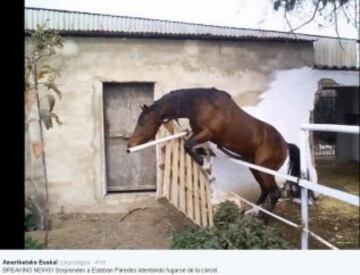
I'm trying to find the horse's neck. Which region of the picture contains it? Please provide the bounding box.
[159,96,187,120]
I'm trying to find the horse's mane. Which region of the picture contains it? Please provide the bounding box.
[142,88,232,121]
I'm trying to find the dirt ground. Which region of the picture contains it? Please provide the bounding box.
[270,159,359,249]
[27,159,359,250]
[26,201,196,249]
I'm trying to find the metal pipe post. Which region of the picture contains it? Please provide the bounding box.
[299,128,309,249]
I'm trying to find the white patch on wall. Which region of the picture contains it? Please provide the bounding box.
[209,67,359,203]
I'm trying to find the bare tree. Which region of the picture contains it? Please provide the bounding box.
[272,0,359,36]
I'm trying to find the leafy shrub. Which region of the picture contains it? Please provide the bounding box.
[213,200,243,228]
[171,201,292,249]
[25,208,36,231]
[25,236,44,249]
[172,228,222,249]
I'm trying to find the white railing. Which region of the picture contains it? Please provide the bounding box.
[127,123,360,250]
[127,130,189,153]
[223,155,358,249]
[301,123,360,134]
[299,123,360,249]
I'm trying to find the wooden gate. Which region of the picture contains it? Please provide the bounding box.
[103,82,156,192]
[156,122,214,227]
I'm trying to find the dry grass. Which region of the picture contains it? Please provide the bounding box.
[270,159,359,249]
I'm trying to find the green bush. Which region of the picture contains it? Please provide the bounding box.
[172,228,222,249]
[25,236,44,249]
[25,208,36,232]
[171,201,292,249]
[213,200,243,228]
[24,208,36,232]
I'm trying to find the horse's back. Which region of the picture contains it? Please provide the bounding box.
[168,87,232,101]
[168,87,286,149]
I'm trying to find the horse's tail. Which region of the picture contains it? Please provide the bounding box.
[288,143,300,178]
[287,143,315,201]
[287,143,301,198]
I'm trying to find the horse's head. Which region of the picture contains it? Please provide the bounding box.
[127,104,162,151]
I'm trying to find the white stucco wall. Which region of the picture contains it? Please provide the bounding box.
[26,36,323,213]
[209,67,359,203]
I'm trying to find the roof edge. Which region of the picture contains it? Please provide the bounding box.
[24,29,315,43]
[25,7,357,41]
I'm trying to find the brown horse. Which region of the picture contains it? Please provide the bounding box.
[127,88,301,223]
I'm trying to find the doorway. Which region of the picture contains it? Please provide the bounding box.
[103,82,156,192]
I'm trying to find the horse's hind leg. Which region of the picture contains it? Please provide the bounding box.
[254,172,281,224]
[244,169,269,216]
[249,169,269,205]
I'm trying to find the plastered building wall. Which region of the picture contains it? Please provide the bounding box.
[25,37,315,213]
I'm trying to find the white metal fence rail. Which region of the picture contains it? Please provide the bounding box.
[128,123,360,250]
[225,190,339,250]
[299,123,360,249]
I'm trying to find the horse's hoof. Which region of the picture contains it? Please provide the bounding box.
[202,159,212,172]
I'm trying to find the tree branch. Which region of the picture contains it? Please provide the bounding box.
[341,2,351,23]
[333,1,345,51]
[284,6,297,39]
[290,0,321,32]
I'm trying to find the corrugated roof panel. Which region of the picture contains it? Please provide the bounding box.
[65,12,70,30]
[24,7,318,41]
[26,8,31,29]
[58,10,63,29]
[73,11,78,30]
[88,13,94,30]
[78,13,83,30]
[112,16,117,31]
[103,15,108,31]
[25,7,360,68]
[107,16,112,31]
[314,38,358,68]
[94,14,99,30]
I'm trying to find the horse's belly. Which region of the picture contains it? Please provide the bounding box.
[208,143,261,203]
[208,143,289,204]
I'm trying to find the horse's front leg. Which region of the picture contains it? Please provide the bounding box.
[184,129,212,169]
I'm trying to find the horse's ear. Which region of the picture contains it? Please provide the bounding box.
[140,104,149,111]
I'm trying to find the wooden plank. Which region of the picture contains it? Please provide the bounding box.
[186,154,193,220]
[179,139,186,213]
[156,120,214,228]
[205,178,214,227]
[171,139,179,207]
[163,121,175,134]
[156,163,163,199]
[107,184,156,192]
[193,163,201,225]
[199,172,208,227]
[162,140,173,199]
[156,126,166,198]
